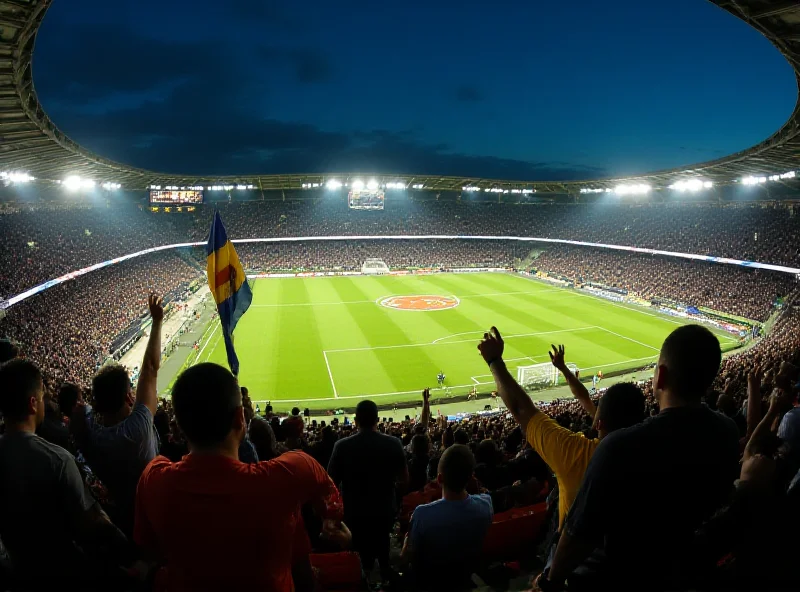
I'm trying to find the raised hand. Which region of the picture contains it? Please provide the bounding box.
[478,326,504,364]
[148,293,164,323]
[548,344,567,371]
[422,388,430,403]
[747,364,762,388]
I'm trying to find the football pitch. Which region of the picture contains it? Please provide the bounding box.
[192,273,739,411]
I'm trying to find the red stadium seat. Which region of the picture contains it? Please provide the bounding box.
[482,503,548,561]
[310,552,363,591]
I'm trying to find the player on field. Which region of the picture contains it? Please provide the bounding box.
[437,371,445,388]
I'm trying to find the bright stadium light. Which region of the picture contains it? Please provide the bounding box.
[668,179,712,193]
[149,185,161,190]
[1,171,34,184]
[63,176,94,191]
[613,184,651,196]
[101,182,121,190]
[781,171,796,179]
[580,188,605,194]
[741,176,767,186]
[411,183,424,189]
[351,179,365,190]
[366,179,379,190]
[326,179,342,190]
[386,181,406,189]
[522,189,536,194]
[461,186,480,192]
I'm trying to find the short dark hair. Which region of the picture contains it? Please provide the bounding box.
[92,365,130,413]
[0,359,43,421]
[291,406,301,416]
[241,386,249,397]
[660,325,721,400]
[355,400,378,429]
[172,363,241,448]
[438,444,475,491]
[0,339,19,364]
[597,382,645,432]
[411,434,430,456]
[58,382,81,417]
[453,428,470,445]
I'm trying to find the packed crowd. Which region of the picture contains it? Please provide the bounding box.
[2,284,800,591]
[533,246,795,321]
[233,240,529,272]
[0,252,200,389]
[3,199,800,298]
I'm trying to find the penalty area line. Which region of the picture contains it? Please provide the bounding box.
[323,351,339,398]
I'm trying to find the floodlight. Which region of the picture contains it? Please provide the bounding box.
[366,179,379,190]
[351,179,365,190]
[101,182,121,190]
[326,179,342,190]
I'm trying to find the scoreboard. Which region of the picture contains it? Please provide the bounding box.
[348,188,385,210]
[149,190,204,205]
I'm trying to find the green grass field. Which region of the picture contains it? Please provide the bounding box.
[193,273,739,411]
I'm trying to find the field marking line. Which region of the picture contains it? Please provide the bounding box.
[430,327,593,346]
[251,382,495,404]
[326,327,597,355]
[591,326,660,352]
[196,323,221,363]
[322,351,339,398]
[247,289,566,309]
[512,273,685,326]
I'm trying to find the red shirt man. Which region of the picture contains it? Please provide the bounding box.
[135,363,340,592]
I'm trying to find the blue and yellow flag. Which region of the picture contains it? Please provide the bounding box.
[206,210,252,375]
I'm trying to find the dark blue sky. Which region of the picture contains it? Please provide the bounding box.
[33,0,797,180]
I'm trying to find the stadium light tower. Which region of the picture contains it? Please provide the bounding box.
[351,179,365,190]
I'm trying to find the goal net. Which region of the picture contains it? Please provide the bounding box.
[362,258,390,275]
[517,362,579,389]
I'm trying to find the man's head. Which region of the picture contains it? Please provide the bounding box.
[453,428,470,445]
[654,325,721,406]
[716,392,736,417]
[57,382,82,417]
[594,382,645,438]
[437,444,475,493]
[92,364,132,414]
[0,359,45,427]
[291,406,301,417]
[355,400,379,430]
[0,339,19,364]
[171,363,245,451]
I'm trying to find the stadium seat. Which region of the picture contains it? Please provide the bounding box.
[482,502,548,561]
[310,552,364,591]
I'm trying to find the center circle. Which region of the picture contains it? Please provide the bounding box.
[378,295,460,311]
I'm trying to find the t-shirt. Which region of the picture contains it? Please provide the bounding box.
[327,429,407,521]
[0,431,95,578]
[409,494,493,589]
[79,402,159,533]
[778,407,800,454]
[135,451,339,592]
[564,405,740,590]
[525,411,599,529]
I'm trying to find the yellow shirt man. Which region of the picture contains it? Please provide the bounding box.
[526,412,599,529]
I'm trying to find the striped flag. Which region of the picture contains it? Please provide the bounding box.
[206,210,252,375]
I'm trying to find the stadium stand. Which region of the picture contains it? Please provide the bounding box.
[2,0,800,588]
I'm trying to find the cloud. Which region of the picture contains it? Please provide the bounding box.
[49,88,605,180]
[258,46,334,84]
[454,85,485,103]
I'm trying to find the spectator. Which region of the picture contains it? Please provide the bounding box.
[541,325,740,591]
[328,399,409,582]
[284,406,306,450]
[73,293,163,536]
[479,339,644,530]
[135,362,340,592]
[0,360,131,590]
[0,338,18,364]
[402,444,493,590]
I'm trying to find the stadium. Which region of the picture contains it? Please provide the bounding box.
[1,0,800,590]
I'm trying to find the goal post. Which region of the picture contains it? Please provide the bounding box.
[517,362,579,389]
[362,258,390,275]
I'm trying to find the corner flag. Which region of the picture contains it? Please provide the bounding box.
[206,210,252,375]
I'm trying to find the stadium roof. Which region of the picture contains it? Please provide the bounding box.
[0,0,798,194]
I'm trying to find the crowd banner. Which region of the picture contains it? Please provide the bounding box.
[6,235,800,309]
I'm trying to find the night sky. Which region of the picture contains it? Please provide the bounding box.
[33,0,797,180]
